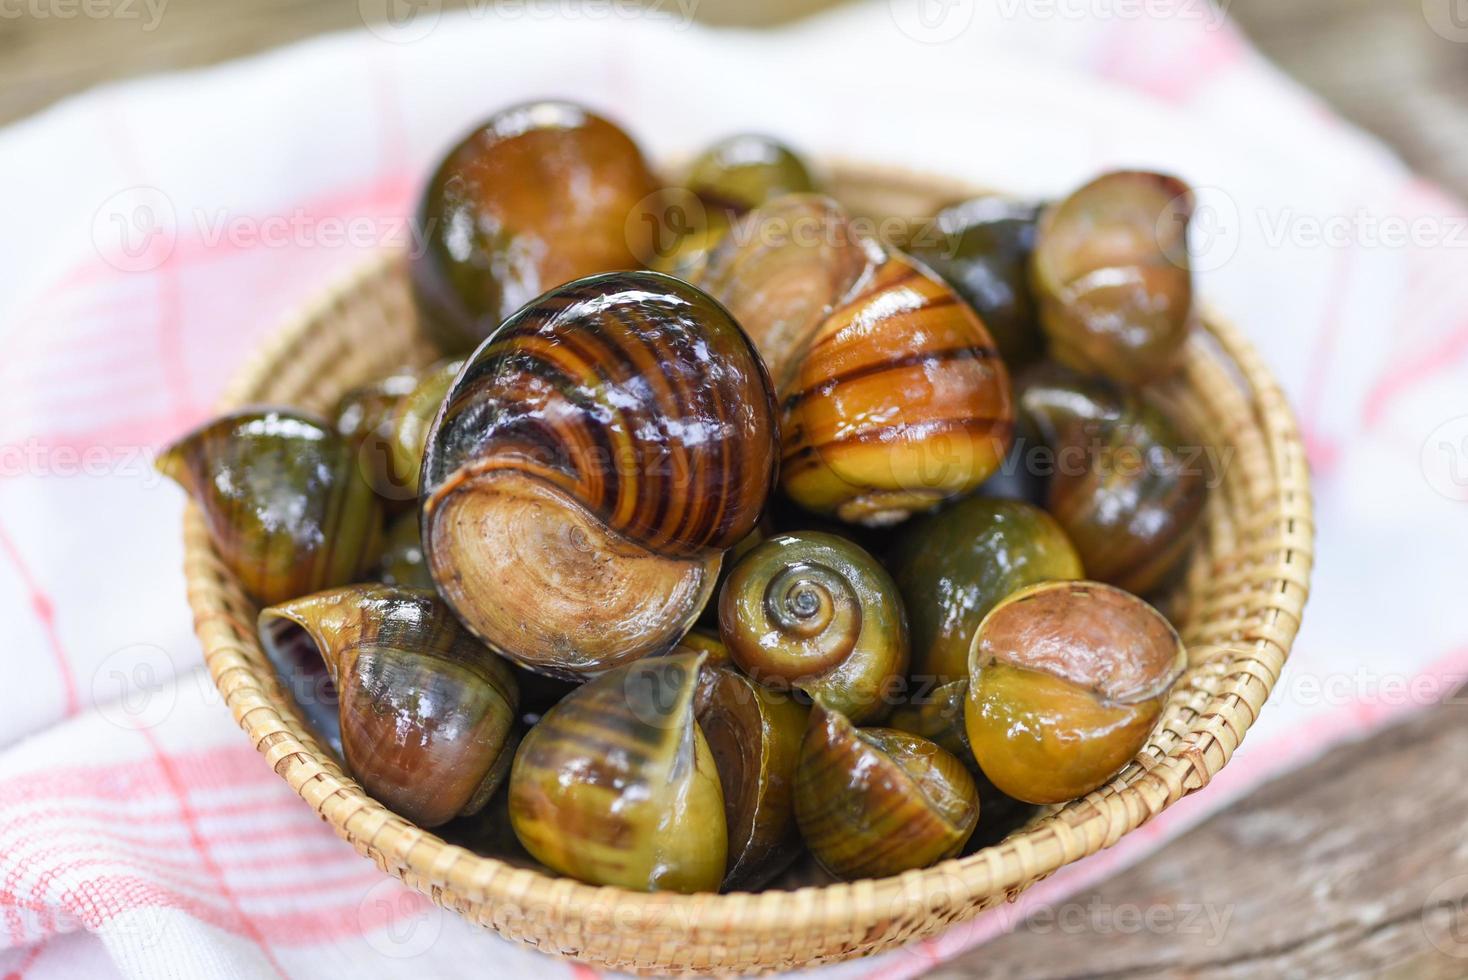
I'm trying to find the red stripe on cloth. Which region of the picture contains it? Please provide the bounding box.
[1362,319,1468,428]
[0,521,78,716]
[7,937,47,977]
[139,731,289,979]
[1296,238,1357,473]
[0,746,283,805]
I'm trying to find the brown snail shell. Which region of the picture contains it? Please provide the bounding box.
[157,409,382,605]
[701,195,1014,525]
[421,271,779,679]
[1031,171,1196,384]
[691,638,809,891]
[411,101,661,353]
[794,706,979,880]
[258,585,519,828]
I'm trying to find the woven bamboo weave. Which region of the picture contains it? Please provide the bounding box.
[180,163,1314,975]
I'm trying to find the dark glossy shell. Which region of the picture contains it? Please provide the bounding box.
[693,648,809,891]
[1031,171,1196,384]
[387,358,464,500]
[687,135,816,213]
[333,369,421,505]
[908,196,1045,369]
[421,272,779,677]
[719,531,907,723]
[652,136,817,276]
[376,511,433,589]
[965,580,1185,804]
[889,677,972,764]
[508,651,727,893]
[794,706,978,880]
[888,497,1084,683]
[1018,363,1207,595]
[158,409,383,604]
[411,101,661,352]
[258,585,519,828]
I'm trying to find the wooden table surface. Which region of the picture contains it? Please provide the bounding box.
[4,2,1466,976]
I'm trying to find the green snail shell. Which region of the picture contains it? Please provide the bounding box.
[888,496,1084,683]
[508,651,727,893]
[794,705,979,880]
[258,584,519,828]
[718,531,908,723]
[158,409,382,605]
[421,271,779,679]
[692,642,809,891]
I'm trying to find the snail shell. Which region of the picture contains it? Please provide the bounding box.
[333,369,421,507]
[718,531,907,723]
[888,496,1084,683]
[411,101,661,353]
[158,409,383,605]
[508,651,727,893]
[386,357,464,501]
[794,706,979,880]
[421,271,778,679]
[964,580,1185,804]
[1017,363,1207,595]
[701,196,1014,525]
[692,639,809,891]
[1031,171,1196,384]
[258,585,519,828]
[908,195,1046,370]
[653,135,818,276]
[376,511,433,589]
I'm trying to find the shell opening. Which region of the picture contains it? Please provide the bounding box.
[257,614,343,758]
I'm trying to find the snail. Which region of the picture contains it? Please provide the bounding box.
[258,585,519,828]
[653,135,817,275]
[411,101,661,352]
[888,497,1085,683]
[794,705,979,880]
[964,580,1185,804]
[1018,363,1207,595]
[508,651,728,893]
[421,271,779,679]
[700,195,1014,525]
[692,636,809,891]
[888,677,973,764]
[1030,171,1196,384]
[158,409,383,605]
[386,357,464,501]
[718,531,907,724]
[376,512,433,589]
[333,369,421,506]
[907,195,1046,370]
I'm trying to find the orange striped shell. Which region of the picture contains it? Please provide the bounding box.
[702,198,1013,526]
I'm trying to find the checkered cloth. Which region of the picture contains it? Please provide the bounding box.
[2,1,1465,976]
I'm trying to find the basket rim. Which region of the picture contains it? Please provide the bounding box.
[185,160,1315,956]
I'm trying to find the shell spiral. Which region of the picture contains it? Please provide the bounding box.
[718,531,907,723]
[422,271,779,677]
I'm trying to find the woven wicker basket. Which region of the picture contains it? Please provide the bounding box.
[181,163,1313,975]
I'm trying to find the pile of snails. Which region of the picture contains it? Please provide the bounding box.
[162,100,1207,894]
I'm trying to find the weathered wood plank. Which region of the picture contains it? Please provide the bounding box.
[927,696,1468,978]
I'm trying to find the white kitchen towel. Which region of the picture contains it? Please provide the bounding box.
[1,1,1466,977]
